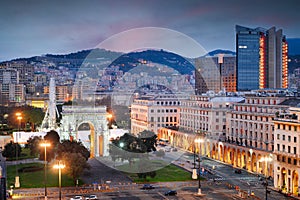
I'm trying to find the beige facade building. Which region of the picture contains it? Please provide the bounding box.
[130,94,181,135]
[273,106,300,195]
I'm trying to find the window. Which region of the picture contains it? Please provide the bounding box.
[151,117,154,122]
[277,124,280,129]
[157,109,160,113]
[294,159,297,165]
[277,144,280,151]
[288,158,291,164]
[157,117,160,122]
[282,144,285,152]
[294,126,297,132]
[294,147,297,154]
[294,137,297,143]
[282,135,285,141]
[277,134,280,140]
[288,136,291,142]
[288,146,291,153]
[151,109,154,113]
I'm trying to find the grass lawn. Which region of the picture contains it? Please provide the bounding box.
[122,160,197,183]
[7,163,77,188]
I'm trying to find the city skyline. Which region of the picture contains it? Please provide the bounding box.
[1,0,300,62]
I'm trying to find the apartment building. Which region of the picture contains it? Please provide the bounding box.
[130,94,181,135]
[273,105,300,195]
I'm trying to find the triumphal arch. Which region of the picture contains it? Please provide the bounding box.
[59,105,110,157]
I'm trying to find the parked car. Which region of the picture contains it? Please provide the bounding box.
[164,190,177,196]
[141,184,155,190]
[85,194,98,199]
[70,196,83,200]
[234,169,242,174]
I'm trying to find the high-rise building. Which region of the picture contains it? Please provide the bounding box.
[236,25,288,91]
[195,55,236,93]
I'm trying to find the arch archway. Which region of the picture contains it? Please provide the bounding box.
[251,153,257,172]
[241,150,246,169]
[281,168,287,192]
[292,170,298,195]
[236,149,241,167]
[59,105,110,158]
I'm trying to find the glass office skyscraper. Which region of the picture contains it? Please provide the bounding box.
[236,25,288,91]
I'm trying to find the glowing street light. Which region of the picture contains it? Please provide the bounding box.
[193,138,204,196]
[40,141,51,200]
[53,160,65,200]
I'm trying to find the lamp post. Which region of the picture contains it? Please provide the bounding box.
[259,156,272,200]
[53,160,65,200]
[15,112,22,188]
[40,141,51,200]
[193,138,204,196]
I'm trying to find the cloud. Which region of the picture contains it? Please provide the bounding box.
[0,0,299,61]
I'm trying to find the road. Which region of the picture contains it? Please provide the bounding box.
[10,146,298,200]
[170,149,297,200]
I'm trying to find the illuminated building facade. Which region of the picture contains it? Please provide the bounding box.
[130,95,181,135]
[236,25,288,91]
[273,107,300,195]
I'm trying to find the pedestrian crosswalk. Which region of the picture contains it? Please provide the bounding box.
[208,176,260,181]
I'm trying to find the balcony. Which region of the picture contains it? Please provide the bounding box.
[274,150,297,158]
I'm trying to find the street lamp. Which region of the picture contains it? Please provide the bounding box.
[53,160,65,200]
[259,156,272,200]
[15,112,22,188]
[40,141,51,200]
[193,138,204,196]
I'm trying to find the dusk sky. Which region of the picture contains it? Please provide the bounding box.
[1,0,300,61]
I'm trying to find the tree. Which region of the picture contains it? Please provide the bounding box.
[43,130,60,161]
[26,136,42,157]
[44,130,60,147]
[138,130,157,152]
[2,141,21,159]
[56,140,90,160]
[55,140,90,185]
[109,131,157,171]
[61,152,90,185]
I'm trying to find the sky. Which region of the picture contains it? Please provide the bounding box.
[1,0,300,61]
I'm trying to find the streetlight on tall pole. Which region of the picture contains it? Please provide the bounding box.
[40,141,51,200]
[54,160,65,200]
[194,138,204,196]
[15,112,22,188]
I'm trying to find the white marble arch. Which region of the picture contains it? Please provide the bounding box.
[59,105,110,158]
